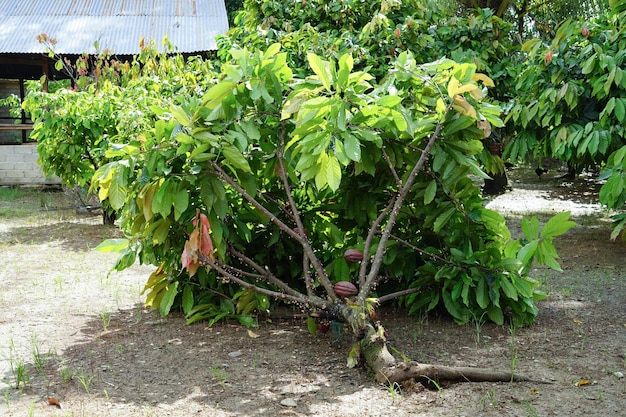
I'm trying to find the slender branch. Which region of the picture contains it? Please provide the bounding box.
[209,160,336,300]
[275,122,337,300]
[387,233,454,266]
[377,286,422,304]
[358,197,395,289]
[197,253,328,309]
[357,120,445,304]
[302,254,315,297]
[381,146,402,188]
[226,245,324,303]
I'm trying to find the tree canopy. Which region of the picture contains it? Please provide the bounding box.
[14,0,624,381]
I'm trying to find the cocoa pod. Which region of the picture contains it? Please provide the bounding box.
[582,26,590,37]
[334,281,358,297]
[343,249,363,263]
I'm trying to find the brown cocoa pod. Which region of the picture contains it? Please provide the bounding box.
[343,249,363,263]
[334,281,358,297]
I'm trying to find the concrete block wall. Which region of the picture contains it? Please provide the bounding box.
[0,144,61,186]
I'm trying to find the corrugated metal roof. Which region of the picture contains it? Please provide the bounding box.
[0,0,229,54]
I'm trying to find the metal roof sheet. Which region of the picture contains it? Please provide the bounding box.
[0,0,229,54]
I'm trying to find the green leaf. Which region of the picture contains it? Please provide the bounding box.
[424,180,437,204]
[173,187,189,221]
[541,211,576,238]
[615,98,625,123]
[521,216,540,240]
[152,219,171,245]
[182,284,194,315]
[307,53,332,91]
[343,133,361,162]
[159,281,179,317]
[222,142,252,173]
[337,54,353,90]
[444,115,475,136]
[171,105,191,127]
[202,81,237,108]
[433,207,456,232]
[95,238,129,253]
[517,240,539,265]
[476,278,489,309]
[500,277,518,301]
[307,317,318,337]
[237,315,257,327]
[346,342,360,368]
[486,305,504,325]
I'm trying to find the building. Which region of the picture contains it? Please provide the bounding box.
[0,0,229,185]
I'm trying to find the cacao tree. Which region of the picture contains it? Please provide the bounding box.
[93,44,574,383]
[21,38,216,223]
[507,1,626,239]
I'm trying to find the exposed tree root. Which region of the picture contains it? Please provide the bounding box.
[356,318,553,387]
[378,361,553,385]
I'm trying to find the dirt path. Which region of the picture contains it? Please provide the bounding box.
[0,171,625,416]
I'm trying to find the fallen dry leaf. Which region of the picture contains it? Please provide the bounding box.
[247,329,260,339]
[47,397,61,408]
[575,379,591,387]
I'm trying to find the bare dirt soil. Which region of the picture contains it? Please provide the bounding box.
[0,167,625,417]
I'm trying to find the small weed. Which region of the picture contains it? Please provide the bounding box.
[386,381,402,403]
[0,187,24,201]
[561,287,573,298]
[60,365,74,383]
[471,311,488,346]
[478,387,498,409]
[211,366,229,389]
[76,370,94,393]
[53,276,64,293]
[7,340,30,389]
[100,311,111,332]
[31,334,51,377]
[520,400,539,417]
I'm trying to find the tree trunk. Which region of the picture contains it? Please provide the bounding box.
[327,305,552,386]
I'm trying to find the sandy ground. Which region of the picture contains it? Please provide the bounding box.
[0,168,625,416]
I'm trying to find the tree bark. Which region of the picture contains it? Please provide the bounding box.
[337,310,552,386]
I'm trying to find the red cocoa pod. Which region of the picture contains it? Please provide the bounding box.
[544,50,553,64]
[293,227,307,237]
[334,281,358,297]
[343,249,364,263]
[581,26,590,37]
[317,320,330,334]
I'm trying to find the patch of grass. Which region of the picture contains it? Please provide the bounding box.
[0,187,25,201]
[30,334,51,378]
[6,339,30,389]
[60,365,74,383]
